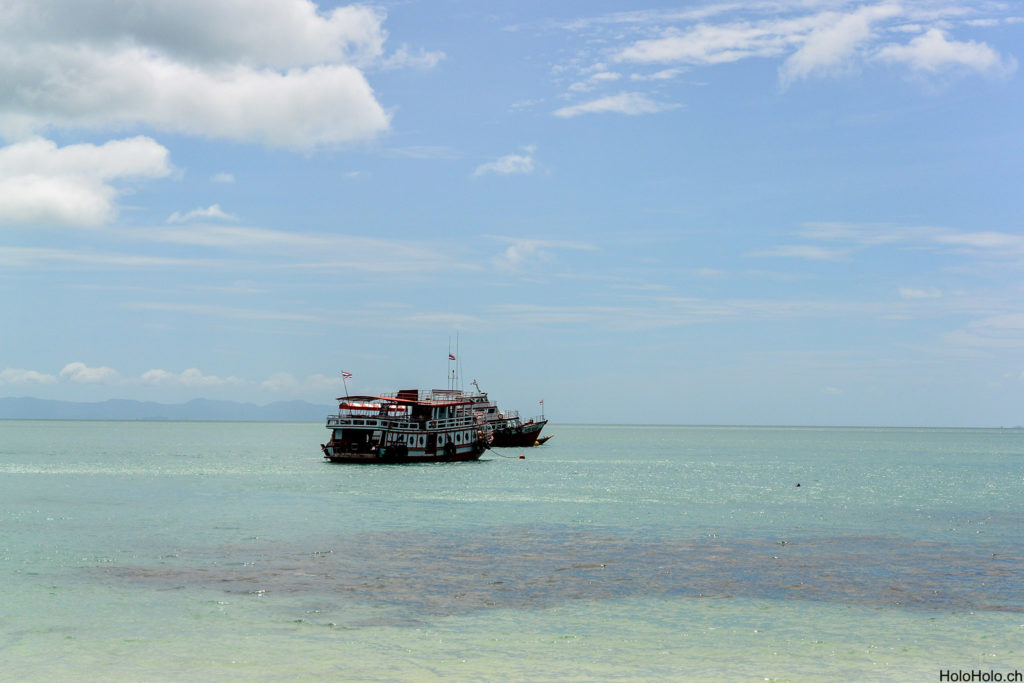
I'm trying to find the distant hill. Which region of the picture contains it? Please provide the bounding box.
[0,397,333,421]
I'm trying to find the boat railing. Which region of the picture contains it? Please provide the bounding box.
[328,414,475,430]
[428,415,477,430]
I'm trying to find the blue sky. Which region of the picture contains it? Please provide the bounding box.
[1,0,1022,426]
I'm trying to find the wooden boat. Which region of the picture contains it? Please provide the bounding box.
[434,382,549,447]
[321,390,488,464]
[489,416,549,447]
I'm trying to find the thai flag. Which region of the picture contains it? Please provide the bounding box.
[449,353,456,360]
[341,371,353,379]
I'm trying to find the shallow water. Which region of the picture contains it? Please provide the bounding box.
[2,421,1022,680]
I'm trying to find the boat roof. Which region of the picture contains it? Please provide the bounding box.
[336,393,474,407]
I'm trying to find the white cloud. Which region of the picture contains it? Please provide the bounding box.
[491,236,598,269]
[2,1,388,68]
[971,314,1024,331]
[262,372,301,393]
[899,287,942,299]
[261,371,342,396]
[0,0,402,148]
[553,92,679,118]
[59,362,119,384]
[379,44,446,70]
[945,314,1024,349]
[936,231,1024,251]
[694,268,727,279]
[142,367,242,387]
[799,223,1024,259]
[630,67,686,81]
[747,245,851,261]
[0,136,171,227]
[0,246,220,268]
[132,224,465,273]
[875,28,1016,77]
[615,20,797,65]
[127,302,322,322]
[569,71,622,92]
[0,368,58,385]
[1,221,473,275]
[601,3,1016,87]
[473,146,536,177]
[779,4,902,86]
[167,204,238,224]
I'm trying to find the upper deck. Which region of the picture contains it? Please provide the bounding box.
[327,389,481,431]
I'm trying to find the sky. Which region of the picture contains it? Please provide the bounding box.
[1,0,1023,427]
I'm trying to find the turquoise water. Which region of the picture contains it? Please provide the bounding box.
[1,421,1022,680]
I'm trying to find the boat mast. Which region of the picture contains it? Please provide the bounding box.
[448,336,456,390]
[447,333,463,391]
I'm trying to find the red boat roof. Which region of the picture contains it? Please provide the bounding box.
[335,393,473,407]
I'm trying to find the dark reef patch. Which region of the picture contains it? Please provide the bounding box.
[98,526,1024,616]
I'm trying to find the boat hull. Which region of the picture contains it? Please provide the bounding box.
[322,440,487,464]
[489,419,548,447]
[325,452,484,464]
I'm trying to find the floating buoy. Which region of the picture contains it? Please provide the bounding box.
[519,455,525,459]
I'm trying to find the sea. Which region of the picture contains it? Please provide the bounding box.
[1,420,1022,681]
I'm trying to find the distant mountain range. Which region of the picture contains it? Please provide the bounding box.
[0,397,333,422]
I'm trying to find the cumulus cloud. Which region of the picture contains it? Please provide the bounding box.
[59,362,119,384]
[473,146,536,177]
[0,368,58,385]
[142,367,242,387]
[167,204,238,224]
[553,92,679,118]
[875,28,1017,77]
[0,136,171,227]
[0,0,403,148]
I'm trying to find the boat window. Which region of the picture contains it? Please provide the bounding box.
[353,420,364,425]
